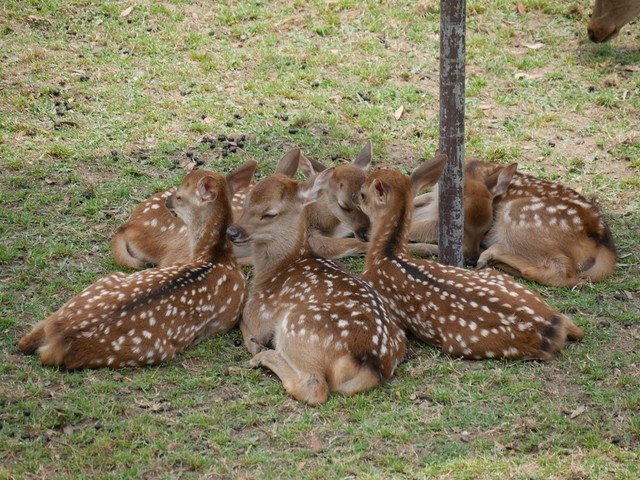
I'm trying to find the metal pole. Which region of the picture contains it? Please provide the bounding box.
[438,0,466,267]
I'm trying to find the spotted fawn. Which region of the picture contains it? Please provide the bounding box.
[358,153,584,360]
[469,160,617,287]
[226,153,406,405]
[18,163,255,369]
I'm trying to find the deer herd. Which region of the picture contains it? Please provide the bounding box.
[19,141,618,405]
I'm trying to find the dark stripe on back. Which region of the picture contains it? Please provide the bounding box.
[383,205,407,258]
[123,262,214,313]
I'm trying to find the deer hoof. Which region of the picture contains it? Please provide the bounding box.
[476,251,494,269]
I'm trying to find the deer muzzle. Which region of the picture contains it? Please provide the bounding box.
[227,225,250,245]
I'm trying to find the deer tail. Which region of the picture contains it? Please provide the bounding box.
[17,321,47,354]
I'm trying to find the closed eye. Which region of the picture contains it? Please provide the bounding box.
[261,212,277,220]
[338,203,352,213]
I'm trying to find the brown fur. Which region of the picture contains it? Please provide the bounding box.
[358,154,584,361]
[409,171,507,262]
[301,141,373,259]
[472,161,618,287]
[588,0,640,42]
[18,165,255,369]
[227,159,406,406]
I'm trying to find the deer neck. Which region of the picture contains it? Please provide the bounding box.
[366,193,412,269]
[190,202,234,264]
[251,208,309,286]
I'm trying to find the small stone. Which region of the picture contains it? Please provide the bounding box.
[233,112,242,119]
[185,151,193,158]
[234,339,242,347]
[225,121,234,127]
[217,134,226,142]
[23,410,31,417]
[288,127,298,134]
[331,154,338,161]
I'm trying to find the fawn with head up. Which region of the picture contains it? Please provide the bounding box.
[408,162,516,265]
[111,149,310,269]
[226,152,406,405]
[469,160,617,287]
[18,162,255,369]
[358,153,584,361]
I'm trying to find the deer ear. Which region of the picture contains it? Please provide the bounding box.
[308,157,327,174]
[226,160,257,196]
[491,163,517,198]
[411,152,448,192]
[299,168,334,206]
[297,153,317,178]
[274,148,301,178]
[198,176,219,202]
[353,139,372,170]
[372,179,388,205]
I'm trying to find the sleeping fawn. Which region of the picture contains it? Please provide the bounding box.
[111,149,306,268]
[409,162,516,264]
[302,140,373,259]
[469,160,618,287]
[18,162,255,369]
[226,154,406,405]
[358,153,584,360]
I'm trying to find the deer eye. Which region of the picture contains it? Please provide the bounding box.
[261,212,277,220]
[360,192,366,201]
[338,203,352,213]
[175,195,183,201]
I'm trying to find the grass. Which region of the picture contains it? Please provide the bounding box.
[1,0,639,478]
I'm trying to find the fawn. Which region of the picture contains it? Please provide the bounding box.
[409,162,516,264]
[226,154,406,405]
[469,160,618,287]
[18,163,255,369]
[302,140,373,259]
[358,153,584,360]
[111,150,308,269]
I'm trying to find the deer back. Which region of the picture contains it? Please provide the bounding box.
[359,159,583,361]
[228,168,406,404]
[19,169,252,369]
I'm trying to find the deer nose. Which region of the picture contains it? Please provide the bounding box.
[587,29,597,43]
[465,256,479,268]
[226,225,248,244]
[355,227,369,242]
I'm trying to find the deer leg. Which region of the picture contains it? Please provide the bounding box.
[308,235,367,259]
[408,219,439,243]
[407,242,439,258]
[477,244,580,287]
[249,350,329,406]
